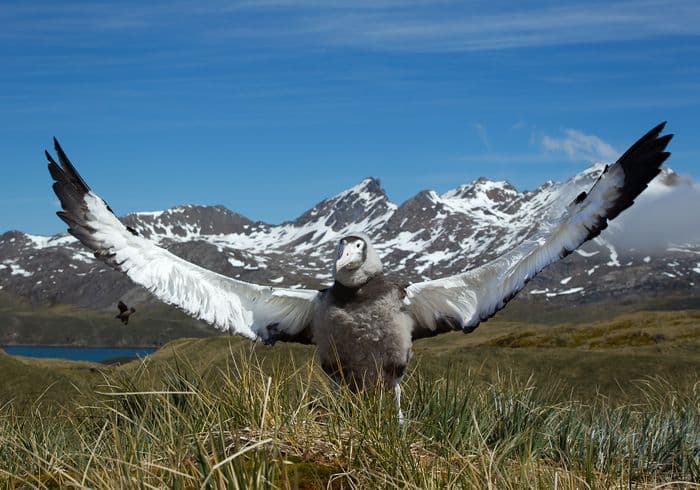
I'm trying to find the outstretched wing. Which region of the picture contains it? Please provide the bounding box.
[405,122,672,340]
[47,139,318,342]
[117,301,128,313]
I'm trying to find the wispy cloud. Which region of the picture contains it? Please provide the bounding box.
[472,122,490,151]
[3,0,699,53]
[286,0,700,53]
[541,129,618,163]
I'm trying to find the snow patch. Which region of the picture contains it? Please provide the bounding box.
[596,239,620,266]
[667,247,700,255]
[1,261,33,277]
[25,233,77,249]
[414,250,453,274]
[546,287,584,297]
[228,257,245,267]
[72,251,95,263]
[133,210,165,218]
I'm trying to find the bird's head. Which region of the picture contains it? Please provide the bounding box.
[333,234,383,287]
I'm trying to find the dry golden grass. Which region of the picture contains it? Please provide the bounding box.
[0,309,699,488]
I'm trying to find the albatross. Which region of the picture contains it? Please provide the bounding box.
[45,122,672,422]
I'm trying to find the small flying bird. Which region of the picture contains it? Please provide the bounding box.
[45,123,672,422]
[115,301,136,325]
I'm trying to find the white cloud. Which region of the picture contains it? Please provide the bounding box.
[541,128,618,163]
[606,173,700,251]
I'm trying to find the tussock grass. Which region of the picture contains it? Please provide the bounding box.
[1,346,698,488]
[487,310,700,350]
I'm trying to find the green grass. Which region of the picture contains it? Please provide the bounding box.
[0,309,699,487]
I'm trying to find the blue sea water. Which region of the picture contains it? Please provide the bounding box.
[2,345,157,362]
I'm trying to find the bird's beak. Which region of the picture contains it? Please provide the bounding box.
[336,245,362,271]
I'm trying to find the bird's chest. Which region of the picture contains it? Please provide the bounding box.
[312,285,413,377]
[322,296,392,343]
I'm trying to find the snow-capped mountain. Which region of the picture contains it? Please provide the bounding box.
[1,165,698,310]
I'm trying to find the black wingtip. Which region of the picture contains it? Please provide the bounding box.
[49,138,91,192]
[645,121,666,139]
[657,133,674,151]
[52,137,63,160]
[651,122,673,146]
[45,149,58,167]
[599,121,674,225]
[53,138,68,163]
[53,138,68,162]
[640,121,668,145]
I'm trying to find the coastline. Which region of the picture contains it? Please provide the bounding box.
[0,343,160,349]
[1,345,159,364]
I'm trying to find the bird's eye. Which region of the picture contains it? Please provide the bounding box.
[356,242,362,248]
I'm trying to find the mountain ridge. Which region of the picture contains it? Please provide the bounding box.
[1,164,698,312]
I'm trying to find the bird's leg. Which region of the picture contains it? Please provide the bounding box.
[394,382,404,425]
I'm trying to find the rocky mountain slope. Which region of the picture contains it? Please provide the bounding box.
[1,165,698,313]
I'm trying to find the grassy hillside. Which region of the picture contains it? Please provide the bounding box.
[0,293,213,346]
[2,290,699,346]
[2,309,699,406]
[1,309,699,487]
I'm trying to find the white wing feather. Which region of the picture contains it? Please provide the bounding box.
[47,143,318,341]
[405,123,672,336]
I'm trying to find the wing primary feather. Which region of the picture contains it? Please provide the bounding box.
[53,138,91,192]
[615,121,665,164]
[595,127,672,227]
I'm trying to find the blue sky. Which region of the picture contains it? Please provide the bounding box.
[2,0,699,235]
